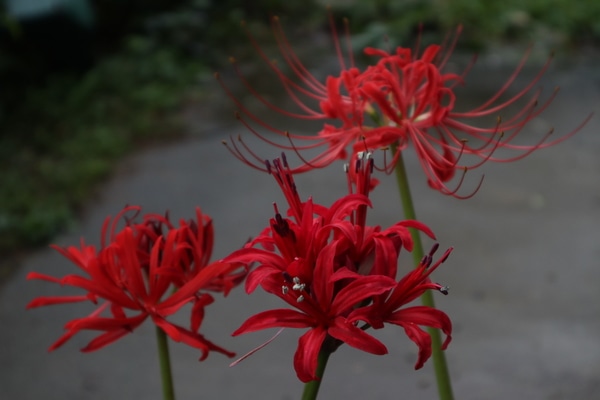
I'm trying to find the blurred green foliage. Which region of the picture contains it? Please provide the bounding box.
[0,34,204,254]
[330,0,600,50]
[0,0,319,261]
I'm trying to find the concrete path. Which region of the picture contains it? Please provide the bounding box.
[1,54,599,399]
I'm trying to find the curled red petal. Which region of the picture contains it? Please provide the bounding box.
[293,327,328,383]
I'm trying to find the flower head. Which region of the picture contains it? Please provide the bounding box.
[226,153,451,381]
[27,206,247,360]
[349,243,453,369]
[219,16,591,197]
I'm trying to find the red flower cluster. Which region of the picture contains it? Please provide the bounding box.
[27,207,247,360]
[226,153,452,382]
[219,16,591,196]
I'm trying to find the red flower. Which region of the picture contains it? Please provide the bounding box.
[349,243,453,369]
[27,207,246,360]
[226,153,451,381]
[231,241,395,382]
[336,152,434,278]
[139,208,247,297]
[219,16,591,197]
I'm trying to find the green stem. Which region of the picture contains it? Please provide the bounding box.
[301,347,332,400]
[155,326,176,400]
[393,149,454,400]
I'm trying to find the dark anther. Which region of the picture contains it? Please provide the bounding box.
[429,243,440,256]
[272,214,296,242]
[282,271,293,283]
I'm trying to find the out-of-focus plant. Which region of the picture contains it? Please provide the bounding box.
[0,35,203,257]
[0,0,321,274]
[328,0,600,50]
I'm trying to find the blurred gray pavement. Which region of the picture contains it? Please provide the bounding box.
[1,54,600,399]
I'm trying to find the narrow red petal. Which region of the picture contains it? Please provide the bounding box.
[293,327,327,383]
[233,309,314,336]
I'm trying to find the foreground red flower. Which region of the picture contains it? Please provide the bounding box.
[226,153,452,381]
[27,206,246,360]
[219,15,591,196]
[349,243,453,369]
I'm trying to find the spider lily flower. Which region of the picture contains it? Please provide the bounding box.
[27,206,246,360]
[231,240,396,382]
[219,15,591,197]
[349,243,453,370]
[226,154,450,381]
[340,151,435,278]
[138,208,247,297]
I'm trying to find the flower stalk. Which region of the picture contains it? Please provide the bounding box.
[301,345,332,400]
[392,146,454,400]
[156,326,176,400]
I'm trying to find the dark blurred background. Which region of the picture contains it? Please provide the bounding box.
[1,0,598,274]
